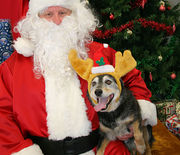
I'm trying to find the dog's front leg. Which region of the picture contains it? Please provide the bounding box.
[143,126,151,155]
[96,137,110,155]
[132,120,146,154]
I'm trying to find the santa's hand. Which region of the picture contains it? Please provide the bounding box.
[138,100,157,126]
[117,126,134,141]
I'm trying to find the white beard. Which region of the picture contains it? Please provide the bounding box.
[31,15,87,81]
[29,16,92,140]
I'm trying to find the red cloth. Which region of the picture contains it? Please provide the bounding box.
[0,0,29,40]
[105,140,130,155]
[0,42,151,154]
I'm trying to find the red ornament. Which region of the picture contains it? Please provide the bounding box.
[141,0,147,9]
[109,13,114,20]
[173,24,176,33]
[149,72,153,82]
[171,73,176,79]
[167,6,171,10]
[159,5,166,11]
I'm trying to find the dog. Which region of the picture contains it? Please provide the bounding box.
[68,49,154,155]
[88,74,154,155]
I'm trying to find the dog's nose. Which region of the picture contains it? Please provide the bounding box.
[95,89,103,96]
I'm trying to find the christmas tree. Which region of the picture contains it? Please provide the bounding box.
[89,0,180,102]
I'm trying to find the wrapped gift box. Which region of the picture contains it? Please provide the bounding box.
[0,19,14,64]
[176,101,180,120]
[156,99,177,123]
[165,114,180,138]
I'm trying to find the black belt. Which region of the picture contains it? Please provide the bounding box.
[29,129,100,155]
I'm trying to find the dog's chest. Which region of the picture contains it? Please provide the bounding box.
[99,116,134,141]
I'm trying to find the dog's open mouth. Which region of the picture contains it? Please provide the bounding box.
[94,94,114,112]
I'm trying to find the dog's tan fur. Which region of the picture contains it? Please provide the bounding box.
[132,120,146,154]
[97,121,151,155]
[96,137,110,155]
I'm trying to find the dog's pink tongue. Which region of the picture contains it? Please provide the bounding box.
[94,97,108,112]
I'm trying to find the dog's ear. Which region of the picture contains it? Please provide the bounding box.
[120,78,124,88]
[115,50,137,79]
[68,49,93,80]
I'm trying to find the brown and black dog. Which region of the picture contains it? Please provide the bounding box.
[68,49,154,155]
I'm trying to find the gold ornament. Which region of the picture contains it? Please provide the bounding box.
[160,0,165,6]
[85,0,89,4]
[158,55,163,61]
[127,29,133,35]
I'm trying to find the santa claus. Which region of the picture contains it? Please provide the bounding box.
[0,0,157,154]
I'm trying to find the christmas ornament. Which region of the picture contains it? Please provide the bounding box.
[159,0,165,6]
[127,29,133,35]
[149,72,153,82]
[159,1,166,11]
[159,5,166,11]
[124,29,133,39]
[171,73,176,79]
[85,0,89,4]
[158,55,163,61]
[109,13,114,20]
[173,24,176,33]
[167,6,171,10]
[141,0,147,9]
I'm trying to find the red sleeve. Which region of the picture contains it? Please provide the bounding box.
[122,68,152,101]
[0,61,33,154]
[104,140,130,155]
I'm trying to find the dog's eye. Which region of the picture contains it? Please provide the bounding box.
[92,81,96,87]
[105,80,112,85]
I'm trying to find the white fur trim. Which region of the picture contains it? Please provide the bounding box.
[13,38,34,57]
[91,65,115,74]
[44,72,92,140]
[138,100,157,126]
[29,0,80,15]
[103,43,108,48]
[11,144,43,155]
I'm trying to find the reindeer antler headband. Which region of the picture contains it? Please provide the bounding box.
[68,48,137,99]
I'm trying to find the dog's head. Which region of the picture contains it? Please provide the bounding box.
[89,74,122,112]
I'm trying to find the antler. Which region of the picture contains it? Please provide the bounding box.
[115,50,137,79]
[68,49,93,80]
[69,49,136,82]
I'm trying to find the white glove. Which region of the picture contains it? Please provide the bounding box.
[138,99,157,126]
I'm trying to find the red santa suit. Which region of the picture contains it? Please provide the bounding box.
[0,41,157,155]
